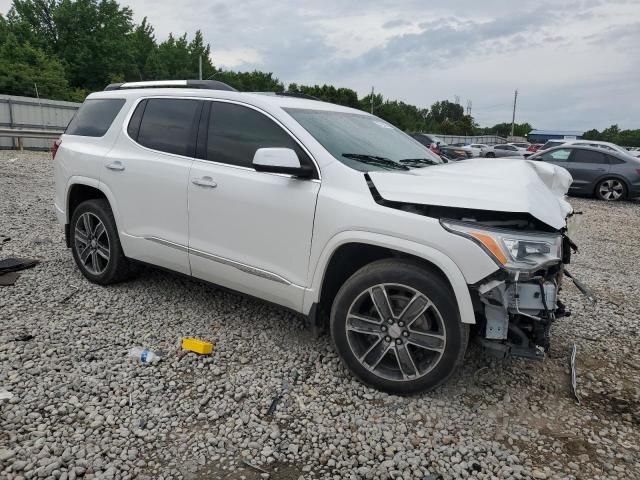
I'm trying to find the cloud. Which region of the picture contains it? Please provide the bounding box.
[382,19,411,29]
[41,0,640,128]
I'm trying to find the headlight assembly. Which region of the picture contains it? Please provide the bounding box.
[441,219,562,271]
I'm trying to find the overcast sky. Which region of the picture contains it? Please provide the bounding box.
[2,0,639,129]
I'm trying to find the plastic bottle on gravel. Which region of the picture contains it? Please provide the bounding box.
[128,347,161,364]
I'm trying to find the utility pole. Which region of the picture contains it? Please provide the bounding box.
[510,89,518,137]
[466,100,472,116]
[370,86,375,114]
[198,55,203,80]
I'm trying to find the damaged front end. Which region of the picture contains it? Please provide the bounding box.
[442,217,578,360]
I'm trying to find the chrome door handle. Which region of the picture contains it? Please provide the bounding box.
[106,161,125,171]
[192,177,217,188]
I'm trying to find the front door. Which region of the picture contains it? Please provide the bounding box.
[187,101,320,311]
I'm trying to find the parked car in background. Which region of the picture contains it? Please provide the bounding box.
[530,145,640,201]
[507,143,534,157]
[527,143,544,153]
[468,143,492,157]
[487,144,531,158]
[508,142,530,149]
[625,147,640,158]
[409,134,473,160]
[539,139,630,156]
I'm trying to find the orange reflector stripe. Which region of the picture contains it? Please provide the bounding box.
[470,232,508,265]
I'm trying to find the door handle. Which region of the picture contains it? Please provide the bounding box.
[106,161,125,171]
[192,176,217,188]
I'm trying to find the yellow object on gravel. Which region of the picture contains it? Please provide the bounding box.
[181,338,213,355]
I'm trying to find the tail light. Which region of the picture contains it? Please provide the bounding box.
[51,138,61,160]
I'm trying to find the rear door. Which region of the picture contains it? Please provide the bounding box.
[565,148,610,192]
[187,100,320,311]
[100,97,202,274]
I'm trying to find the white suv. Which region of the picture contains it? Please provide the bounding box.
[54,80,577,394]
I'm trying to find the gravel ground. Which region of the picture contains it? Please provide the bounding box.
[1,150,639,480]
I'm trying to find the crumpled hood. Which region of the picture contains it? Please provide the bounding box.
[368,158,573,230]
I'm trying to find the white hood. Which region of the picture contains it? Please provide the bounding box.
[369,158,573,230]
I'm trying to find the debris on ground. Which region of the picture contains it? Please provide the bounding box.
[128,346,161,363]
[571,343,580,404]
[14,334,34,342]
[267,370,299,416]
[181,337,213,355]
[0,257,39,286]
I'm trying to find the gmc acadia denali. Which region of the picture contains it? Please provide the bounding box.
[54,80,580,394]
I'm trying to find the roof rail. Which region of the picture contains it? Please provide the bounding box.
[104,80,237,92]
[276,92,320,101]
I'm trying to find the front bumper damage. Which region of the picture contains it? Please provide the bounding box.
[472,233,590,360]
[474,270,564,359]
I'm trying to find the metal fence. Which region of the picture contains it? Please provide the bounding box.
[427,134,508,146]
[0,94,80,150]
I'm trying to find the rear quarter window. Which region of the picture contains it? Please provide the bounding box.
[66,98,126,137]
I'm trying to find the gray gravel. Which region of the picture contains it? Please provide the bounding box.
[1,150,639,480]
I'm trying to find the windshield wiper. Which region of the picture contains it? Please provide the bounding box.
[398,158,440,168]
[342,153,409,171]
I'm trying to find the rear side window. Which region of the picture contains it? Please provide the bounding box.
[66,98,125,137]
[571,149,607,164]
[206,102,315,175]
[135,98,201,157]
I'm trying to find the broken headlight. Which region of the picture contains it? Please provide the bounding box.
[441,220,562,271]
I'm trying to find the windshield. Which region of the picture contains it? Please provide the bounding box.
[285,108,442,172]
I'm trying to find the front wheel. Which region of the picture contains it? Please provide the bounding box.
[330,259,468,394]
[595,178,626,201]
[485,152,495,158]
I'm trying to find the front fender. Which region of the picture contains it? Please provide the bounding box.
[303,231,477,324]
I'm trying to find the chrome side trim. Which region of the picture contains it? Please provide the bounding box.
[189,247,292,285]
[145,236,189,252]
[144,236,292,285]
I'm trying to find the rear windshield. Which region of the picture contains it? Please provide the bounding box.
[66,98,126,137]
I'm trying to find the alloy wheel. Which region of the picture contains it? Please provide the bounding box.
[74,212,110,275]
[345,283,446,381]
[598,179,624,201]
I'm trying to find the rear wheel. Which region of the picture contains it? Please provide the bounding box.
[70,199,133,284]
[595,178,626,201]
[330,259,468,394]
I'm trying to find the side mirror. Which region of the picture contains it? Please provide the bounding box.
[252,148,314,178]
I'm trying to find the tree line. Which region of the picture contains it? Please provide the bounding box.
[1,0,639,145]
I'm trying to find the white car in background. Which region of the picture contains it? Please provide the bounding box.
[485,144,532,158]
[54,79,577,394]
[540,139,630,156]
[459,143,490,157]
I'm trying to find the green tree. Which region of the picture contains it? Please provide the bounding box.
[0,32,75,99]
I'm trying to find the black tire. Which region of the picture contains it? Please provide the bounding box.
[485,152,495,158]
[70,199,133,284]
[595,178,627,201]
[330,259,469,395]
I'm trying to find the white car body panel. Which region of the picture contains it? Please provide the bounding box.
[368,158,573,230]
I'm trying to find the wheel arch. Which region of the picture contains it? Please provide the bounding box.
[304,232,476,331]
[65,179,120,247]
